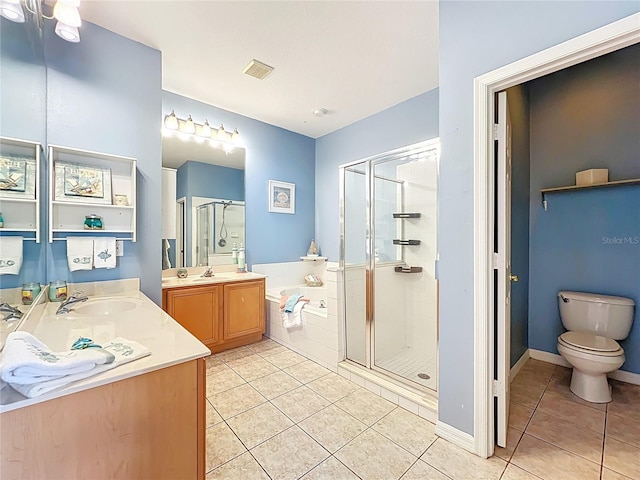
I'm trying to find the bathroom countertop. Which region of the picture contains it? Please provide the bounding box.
[0,287,210,413]
[161,271,266,289]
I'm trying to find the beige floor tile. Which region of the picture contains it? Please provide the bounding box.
[520,359,556,378]
[421,438,506,480]
[225,353,264,368]
[400,460,451,480]
[266,349,307,369]
[206,452,269,480]
[300,456,360,480]
[334,389,396,426]
[606,413,640,448]
[510,381,545,409]
[231,357,280,382]
[608,380,640,424]
[209,383,267,419]
[537,389,605,434]
[500,464,543,480]
[306,372,362,402]
[216,346,254,364]
[547,366,607,411]
[271,385,331,423]
[372,407,437,457]
[601,467,634,480]
[525,410,604,463]
[206,368,246,397]
[494,427,524,461]
[249,370,302,400]
[205,422,247,473]
[251,426,329,480]
[206,399,223,427]
[603,435,640,479]
[227,402,294,449]
[509,401,535,431]
[283,360,331,384]
[335,428,417,480]
[247,338,289,356]
[299,404,367,453]
[510,434,600,480]
[205,355,227,373]
[511,369,552,390]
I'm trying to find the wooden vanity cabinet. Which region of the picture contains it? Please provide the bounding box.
[163,278,265,353]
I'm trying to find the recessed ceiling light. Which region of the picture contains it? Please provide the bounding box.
[243,59,274,80]
[313,108,328,117]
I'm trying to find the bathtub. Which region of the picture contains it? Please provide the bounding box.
[265,285,341,371]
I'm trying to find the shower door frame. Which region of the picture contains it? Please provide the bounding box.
[340,139,440,392]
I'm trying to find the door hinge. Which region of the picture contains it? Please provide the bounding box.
[492,379,499,396]
[492,252,501,270]
[493,124,499,140]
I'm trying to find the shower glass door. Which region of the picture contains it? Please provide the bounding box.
[341,140,439,391]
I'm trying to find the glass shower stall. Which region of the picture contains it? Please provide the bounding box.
[340,140,439,392]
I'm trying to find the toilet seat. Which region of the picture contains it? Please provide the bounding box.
[558,332,622,357]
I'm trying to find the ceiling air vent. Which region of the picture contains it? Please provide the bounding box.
[243,59,274,80]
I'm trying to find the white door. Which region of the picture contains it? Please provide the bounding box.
[496,91,512,448]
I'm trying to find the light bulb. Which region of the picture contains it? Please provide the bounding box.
[164,110,179,130]
[183,115,196,134]
[217,124,227,141]
[231,129,240,144]
[200,120,212,138]
[54,21,80,42]
[53,2,81,27]
[1,0,25,23]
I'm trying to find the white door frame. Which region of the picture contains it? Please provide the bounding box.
[472,13,639,458]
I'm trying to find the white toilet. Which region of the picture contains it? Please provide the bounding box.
[556,291,635,403]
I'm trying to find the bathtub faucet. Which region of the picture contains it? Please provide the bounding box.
[319,300,326,308]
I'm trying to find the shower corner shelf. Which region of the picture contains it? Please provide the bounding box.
[394,266,423,274]
[393,212,421,219]
[300,256,327,262]
[393,239,421,246]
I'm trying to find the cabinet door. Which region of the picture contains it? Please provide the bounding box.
[166,286,221,344]
[223,280,265,340]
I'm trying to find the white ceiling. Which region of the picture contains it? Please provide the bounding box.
[81,1,439,139]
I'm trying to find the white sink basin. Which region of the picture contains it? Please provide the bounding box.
[73,299,139,316]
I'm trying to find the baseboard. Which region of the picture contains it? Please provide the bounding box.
[435,421,476,454]
[510,349,530,380]
[529,349,640,386]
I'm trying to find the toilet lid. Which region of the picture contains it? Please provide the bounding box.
[559,332,622,355]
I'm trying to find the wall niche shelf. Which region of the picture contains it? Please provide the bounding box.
[48,145,137,243]
[0,136,42,243]
[540,178,640,211]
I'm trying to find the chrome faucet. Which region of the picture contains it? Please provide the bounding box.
[0,302,23,320]
[201,267,214,277]
[56,293,89,315]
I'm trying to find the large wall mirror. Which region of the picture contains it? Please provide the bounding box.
[162,133,245,269]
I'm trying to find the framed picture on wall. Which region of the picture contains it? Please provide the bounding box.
[0,155,36,200]
[54,162,112,205]
[268,180,295,214]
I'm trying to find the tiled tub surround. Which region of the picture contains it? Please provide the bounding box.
[205,340,640,480]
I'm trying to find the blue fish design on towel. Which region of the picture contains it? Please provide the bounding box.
[97,249,111,262]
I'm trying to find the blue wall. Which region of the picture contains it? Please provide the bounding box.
[528,44,640,373]
[44,22,162,303]
[177,161,244,266]
[438,1,639,436]
[163,91,315,268]
[315,89,439,260]
[0,19,47,289]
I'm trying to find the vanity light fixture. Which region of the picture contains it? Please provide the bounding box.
[162,111,240,152]
[0,0,82,42]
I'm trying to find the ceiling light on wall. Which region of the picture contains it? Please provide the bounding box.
[0,0,82,42]
[242,59,274,80]
[313,108,328,117]
[162,111,240,152]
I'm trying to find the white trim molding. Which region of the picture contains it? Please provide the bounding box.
[510,349,531,381]
[435,421,476,454]
[473,13,640,458]
[529,349,640,386]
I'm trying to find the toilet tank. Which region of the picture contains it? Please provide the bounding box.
[558,291,635,340]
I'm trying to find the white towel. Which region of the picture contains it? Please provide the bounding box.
[66,237,94,271]
[281,301,305,329]
[0,236,23,275]
[0,331,150,398]
[93,237,116,269]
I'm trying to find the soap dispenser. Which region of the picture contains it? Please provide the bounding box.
[237,242,246,273]
[231,242,238,265]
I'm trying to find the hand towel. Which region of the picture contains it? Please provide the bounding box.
[0,236,23,275]
[66,237,94,271]
[284,294,304,313]
[93,237,116,269]
[282,301,305,329]
[0,331,151,398]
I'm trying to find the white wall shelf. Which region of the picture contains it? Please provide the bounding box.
[48,145,137,243]
[0,136,42,243]
[300,256,327,262]
[540,178,640,210]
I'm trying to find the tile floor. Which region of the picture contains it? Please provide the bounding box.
[205,339,640,480]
